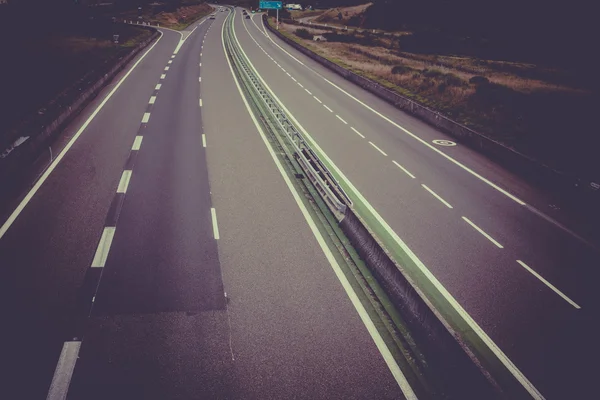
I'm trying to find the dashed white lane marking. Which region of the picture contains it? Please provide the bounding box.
[305,88,312,95]
[199,98,203,107]
[202,134,207,148]
[132,136,143,150]
[171,55,175,58]
[164,66,169,71]
[462,216,504,248]
[297,82,303,87]
[286,72,291,77]
[160,74,166,79]
[201,52,203,56]
[422,184,453,209]
[141,113,150,123]
[369,141,388,156]
[199,77,202,82]
[91,227,116,267]
[350,127,365,139]
[313,96,322,103]
[168,60,172,64]
[291,77,297,82]
[149,96,156,104]
[0,31,165,242]
[155,84,161,90]
[336,115,348,124]
[392,160,415,179]
[516,260,581,309]
[117,170,133,194]
[46,341,81,400]
[211,208,220,240]
[323,104,333,112]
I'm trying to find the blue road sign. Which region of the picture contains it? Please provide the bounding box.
[259,1,282,9]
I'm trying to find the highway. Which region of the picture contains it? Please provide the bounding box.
[0,9,405,400]
[0,5,596,400]
[236,9,597,399]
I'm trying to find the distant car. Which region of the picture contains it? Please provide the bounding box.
[245,15,250,19]
[209,14,216,19]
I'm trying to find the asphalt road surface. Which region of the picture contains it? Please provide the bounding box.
[0,10,403,400]
[237,10,598,399]
[0,5,597,400]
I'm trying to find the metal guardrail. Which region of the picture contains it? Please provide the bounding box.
[223,12,350,215]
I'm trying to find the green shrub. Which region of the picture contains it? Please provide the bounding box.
[422,68,443,78]
[445,73,464,86]
[469,75,489,85]
[391,65,412,74]
[294,28,312,40]
[438,82,447,93]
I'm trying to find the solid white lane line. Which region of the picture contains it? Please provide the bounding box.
[462,217,503,248]
[351,127,365,138]
[141,112,150,123]
[132,136,143,150]
[202,134,206,148]
[0,31,164,240]
[164,66,169,71]
[155,84,161,90]
[305,88,312,95]
[160,74,166,79]
[149,96,156,104]
[369,141,388,156]
[199,98,203,107]
[516,260,581,309]
[224,19,415,397]
[323,104,333,112]
[46,341,81,400]
[259,23,526,206]
[245,21,541,397]
[336,115,348,125]
[91,227,116,267]
[422,184,453,208]
[211,208,220,240]
[313,96,322,103]
[392,161,415,179]
[117,170,132,194]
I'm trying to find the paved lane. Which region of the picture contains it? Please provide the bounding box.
[237,11,599,399]
[65,9,406,400]
[0,26,181,399]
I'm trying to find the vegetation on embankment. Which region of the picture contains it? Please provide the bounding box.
[0,3,154,143]
[269,10,599,179]
[112,0,213,30]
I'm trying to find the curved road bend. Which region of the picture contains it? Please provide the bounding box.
[0,10,406,400]
[241,10,598,399]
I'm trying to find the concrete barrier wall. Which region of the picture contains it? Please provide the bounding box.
[0,27,159,196]
[263,15,599,202]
